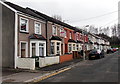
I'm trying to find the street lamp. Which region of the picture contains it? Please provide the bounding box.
[82,25,89,60]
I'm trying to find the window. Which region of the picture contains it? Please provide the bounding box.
[73,44,76,50]
[60,28,64,37]
[20,17,28,32]
[76,33,79,40]
[68,44,72,53]
[56,42,60,55]
[76,44,79,50]
[52,26,57,35]
[20,42,27,57]
[39,43,44,56]
[35,22,41,34]
[64,30,67,38]
[51,42,55,54]
[70,32,72,39]
[32,43,36,56]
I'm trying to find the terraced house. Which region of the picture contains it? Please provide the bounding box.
[1,1,111,70]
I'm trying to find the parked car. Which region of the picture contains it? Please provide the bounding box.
[88,49,104,60]
[112,48,117,52]
[107,48,114,54]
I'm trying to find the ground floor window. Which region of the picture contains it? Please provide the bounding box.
[51,42,55,54]
[20,42,28,57]
[50,41,61,55]
[76,44,79,51]
[31,43,36,56]
[30,41,46,57]
[57,42,60,55]
[68,44,72,53]
[73,44,76,51]
[39,43,44,56]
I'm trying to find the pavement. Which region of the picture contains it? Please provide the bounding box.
[2,58,84,83]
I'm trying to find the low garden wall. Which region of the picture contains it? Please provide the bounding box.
[60,54,73,63]
[16,57,35,70]
[39,56,59,68]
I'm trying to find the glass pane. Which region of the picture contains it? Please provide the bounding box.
[21,19,27,31]
[32,43,36,56]
[39,47,44,56]
[51,42,54,54]
[21,43,26,57]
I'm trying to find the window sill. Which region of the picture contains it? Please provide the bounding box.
[20,31,29,34]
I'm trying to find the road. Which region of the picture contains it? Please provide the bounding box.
[37,50,119,82]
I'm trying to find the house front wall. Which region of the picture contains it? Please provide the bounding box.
[17,14,46,57]
[46,21,65,56]
[64,28,74,53]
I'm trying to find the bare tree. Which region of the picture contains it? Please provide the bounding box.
[52,15,62,21]
[111,24,118,37]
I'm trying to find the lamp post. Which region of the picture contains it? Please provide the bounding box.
[82,25,89,60]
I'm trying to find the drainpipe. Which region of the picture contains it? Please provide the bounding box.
[45,20,48,56]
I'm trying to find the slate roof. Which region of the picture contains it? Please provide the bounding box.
[50,36,62,41]
[5,2,84,34]
[29,34,46,40]
[68,39,76,43]
[5,2,45,20]
[27,8,83,33]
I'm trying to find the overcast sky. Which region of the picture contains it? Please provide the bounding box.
[7,0,120,28]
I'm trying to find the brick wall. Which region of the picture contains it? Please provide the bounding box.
[60,54,73,63]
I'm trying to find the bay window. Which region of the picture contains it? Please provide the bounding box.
[50,41,61,55]
[56,42,60,55]
[73,44,76,51]
[51,42,55,54]
[76,44,79,51]
[68,44,72,53]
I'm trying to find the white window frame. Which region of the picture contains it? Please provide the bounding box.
[50,42,55,55]
[30,40,46,57]
[73,43,76,51]
[34,21,41,34]
[68,43,72,53]
[20,17,29,33]
[51,40,61,55]
[64,30,67,38]
[52,25,57,35]
[19,41,28,57]
[76,44,79,51]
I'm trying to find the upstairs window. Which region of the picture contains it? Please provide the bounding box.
[20,17,29,32]
[60,28,64,37]
[35,22,41,34]
[52,26,57,35]
[64,30,67,38]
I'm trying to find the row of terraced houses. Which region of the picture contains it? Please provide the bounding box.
[1,1,110,70]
